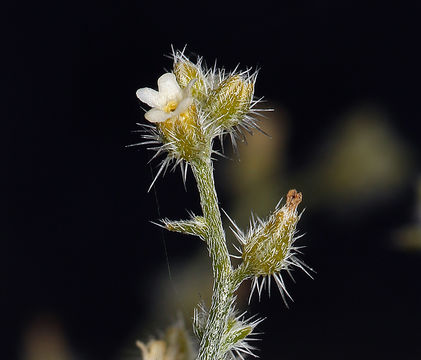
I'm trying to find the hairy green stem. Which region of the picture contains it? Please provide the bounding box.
[192,157,234,360]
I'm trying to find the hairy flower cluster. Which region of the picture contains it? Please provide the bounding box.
[134,49,262,189]
[229,190,313,306]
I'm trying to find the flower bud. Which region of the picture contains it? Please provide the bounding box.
[242,189,302,276]
[174,59,207,102]
[206,74,255,132]
[231,189,311,305]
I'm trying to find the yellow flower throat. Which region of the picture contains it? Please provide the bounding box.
[163,100,178,113]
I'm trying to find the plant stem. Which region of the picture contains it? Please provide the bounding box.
[191,157,233,360]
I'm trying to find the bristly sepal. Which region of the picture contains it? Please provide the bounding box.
[221,311,264,360]
[193,303,263,360]
[173,52,209,103]
[227,189,314,307]
[204,70,258,138]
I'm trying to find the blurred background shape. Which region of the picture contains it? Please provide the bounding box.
[294,105,414,212]
[21,315,72,360]
[393,176,421,252]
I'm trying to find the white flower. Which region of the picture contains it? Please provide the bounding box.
[136,73,195,123]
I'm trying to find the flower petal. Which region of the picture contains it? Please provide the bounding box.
[136,87,161,108]
[172,97,193,117]
[144,108,171,123]
[157,73,182,101]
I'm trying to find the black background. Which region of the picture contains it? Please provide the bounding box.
[5,1,421,359]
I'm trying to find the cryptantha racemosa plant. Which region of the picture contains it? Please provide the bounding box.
[132,48,313,360]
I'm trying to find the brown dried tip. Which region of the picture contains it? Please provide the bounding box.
[286,189,302,211]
